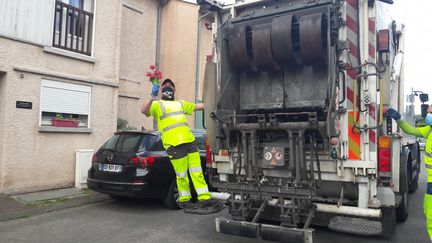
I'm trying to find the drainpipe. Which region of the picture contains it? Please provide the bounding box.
[194,11,213,128]
[154,0,169,130]
[155,0,169,69]
[195,11,213,104]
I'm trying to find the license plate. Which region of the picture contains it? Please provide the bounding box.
[102,164,122,173]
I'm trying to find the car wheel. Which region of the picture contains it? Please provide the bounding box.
[164,180,180,209]
[109,195,129,201]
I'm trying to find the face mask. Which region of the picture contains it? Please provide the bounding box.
[161,87,175,101]
[426,113,432,126]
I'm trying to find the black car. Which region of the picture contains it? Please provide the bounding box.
[87,129,210,209]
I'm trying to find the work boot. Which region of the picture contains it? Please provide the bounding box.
[196,198,222,209]
[178,200,197,210]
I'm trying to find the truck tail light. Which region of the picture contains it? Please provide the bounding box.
[205,137,212,166]
[378,29,390,53]
[378,136,391,175]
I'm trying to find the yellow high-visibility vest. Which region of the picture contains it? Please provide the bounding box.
[150,100,195,148]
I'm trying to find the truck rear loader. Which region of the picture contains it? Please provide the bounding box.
[199,0,425,242]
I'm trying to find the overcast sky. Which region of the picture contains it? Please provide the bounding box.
[391,0,432,111]
[215,0,431,111]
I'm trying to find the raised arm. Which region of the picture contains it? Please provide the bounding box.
[387,107,426,137]
[398,120,425,137]
[141,99,154,116]
[195,103,204,111]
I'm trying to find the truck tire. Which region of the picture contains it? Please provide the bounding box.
[409,143,420,193]
[409,175,419,193]
[396,160,409,222]
[163,180,180,209]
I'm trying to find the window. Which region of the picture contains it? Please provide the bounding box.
[53,0,94,55]
[40,79,91,128]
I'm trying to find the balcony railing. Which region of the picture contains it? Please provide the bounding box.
[52,1,93,56]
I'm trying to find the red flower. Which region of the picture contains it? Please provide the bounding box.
[146,64,163,85]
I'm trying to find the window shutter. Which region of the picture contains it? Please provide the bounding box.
[0,0,55,46]
[41,79,91,115]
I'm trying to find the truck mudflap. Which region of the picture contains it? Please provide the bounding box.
[215,217,314,243]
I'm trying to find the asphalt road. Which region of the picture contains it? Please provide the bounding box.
[0,157,429,243]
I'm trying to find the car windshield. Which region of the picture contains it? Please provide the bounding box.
[101,135,120,151]
[101,133,158,153]
[139,134,158,151]
[116,134,143,153]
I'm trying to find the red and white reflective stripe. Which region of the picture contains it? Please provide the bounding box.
[345,0,360,109]
[368,16,377,151]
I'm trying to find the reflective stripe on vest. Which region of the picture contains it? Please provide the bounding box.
[163,122,189,133]
[157,101,189,133]
[158,101,184,120]
[426,163,432,169]
[426,151,432,159]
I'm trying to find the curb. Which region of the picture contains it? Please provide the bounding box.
[0,194,109,222]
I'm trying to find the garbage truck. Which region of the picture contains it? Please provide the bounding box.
[199,0,426,242]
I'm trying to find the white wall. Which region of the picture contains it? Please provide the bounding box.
[0,0,55,45]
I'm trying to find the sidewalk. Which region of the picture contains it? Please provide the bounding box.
[0,187,109,222]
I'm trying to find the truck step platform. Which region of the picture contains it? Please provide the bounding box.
[215,217,314,243]
[328,216,383,236]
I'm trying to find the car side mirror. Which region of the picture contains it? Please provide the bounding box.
[420,93,429,103]
[421,104,429,118]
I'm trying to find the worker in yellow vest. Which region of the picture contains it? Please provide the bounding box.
[141,78,222,214]
[386,105,432,239]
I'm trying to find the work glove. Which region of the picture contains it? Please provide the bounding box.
[150,83,159,100]
[385,108,401,121]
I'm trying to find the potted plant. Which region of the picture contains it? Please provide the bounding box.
[51,114,79,128]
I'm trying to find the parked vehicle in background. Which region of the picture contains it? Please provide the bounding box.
[87,130,211,209]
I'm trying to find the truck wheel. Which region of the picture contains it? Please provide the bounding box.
[397,151,410,222]
[381,207,396,237]
[163,180,180,209]
[396,166,409,222]
[396,191,409,222]
[409,175,419,193]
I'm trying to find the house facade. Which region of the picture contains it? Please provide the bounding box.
[0,0,212,194]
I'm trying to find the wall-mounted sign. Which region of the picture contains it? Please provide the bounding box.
[16,101,32,109]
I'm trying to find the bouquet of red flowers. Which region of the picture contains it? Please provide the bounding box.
[145,64,163,85]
